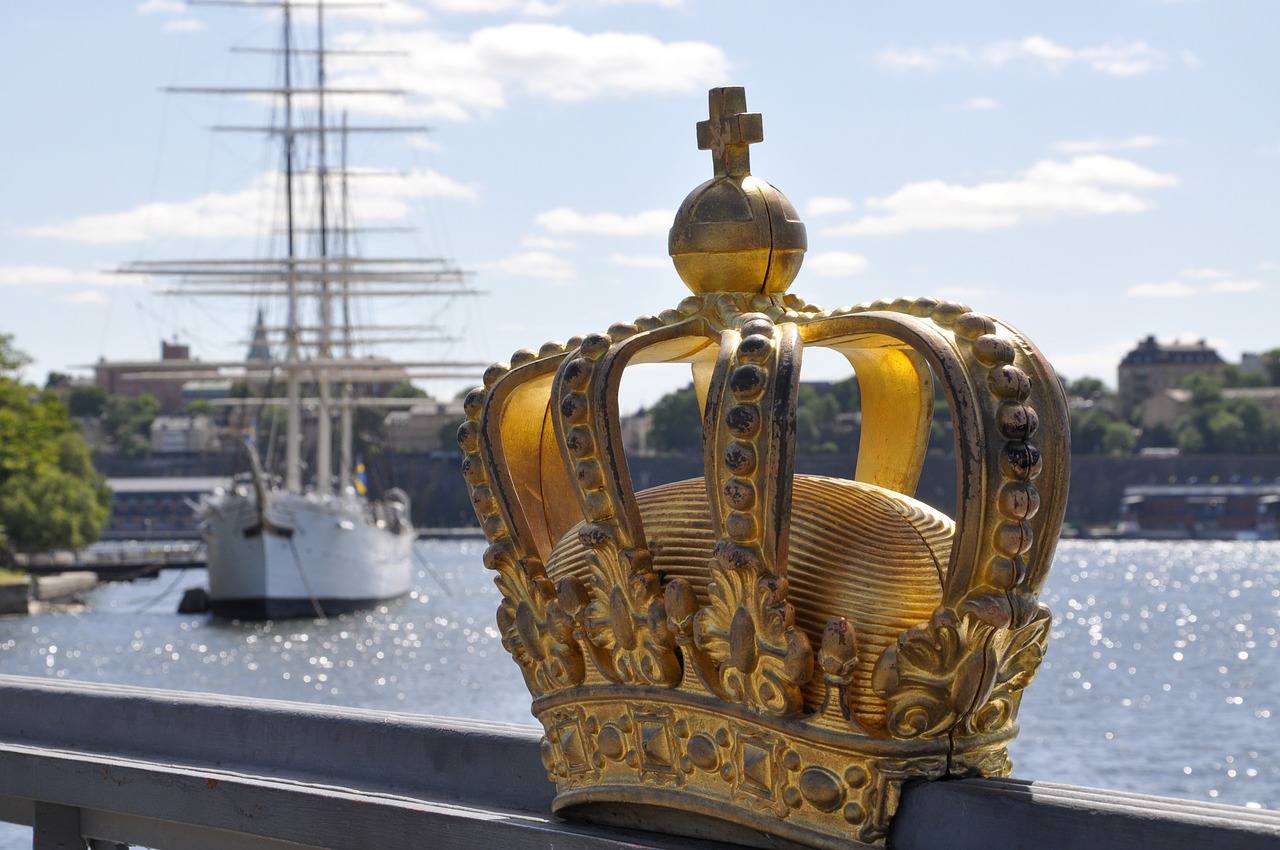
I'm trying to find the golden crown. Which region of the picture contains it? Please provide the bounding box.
[459,87,1070,849]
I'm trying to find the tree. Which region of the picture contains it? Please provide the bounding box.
[1072,408,1135,456]
[1066,376,1109,401]
[648,385,703,453]
[104,393,159,458]
[388,383,429,399]
[1261,349,1280,386]
[1172,375,1280,454]
[1222,365,1268,388]
[68,385,108,417]
[1205,409,1248,453]
[1100,421,1138,456]
[794,385,840,453]
[1175,419,1206,454]
[1186,373,1222,408]
[1072,410,1112,454]
[0,337,110,554]
[828,374,861,413]
[0,334,31,378]
[437,416,466,452]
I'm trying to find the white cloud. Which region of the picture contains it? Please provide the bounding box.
[1117,272,1263,299]
[535,207,672,236]
[877,44,969,72]
[329,24,728,121]
[136,0,185,13]
[1054,135,1164,154]
[63,291,110,306]
[1126,281,1196,298]
[805,251,870,278]
[164,18,206,33]
[426,0,685,13]
[1208,279,1265,294]
[407,134,442,152]
[480,250,575,279]
[137,0,205,32]
[1022,155,1177,189]
[330,1,430,24]
[878,36,1170,77]
[822,155,1177,237]
[961,96,1000,111]
[522,235,576,250]
[429,0,526,10]
[806,196,854,217]
[26,168,477,245]
[609,253,667,268]
[0,265,144,288]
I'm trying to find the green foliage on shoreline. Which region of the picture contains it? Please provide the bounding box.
[0,334,111,555]
[646,375,880,456]
[643,358,1280,460]
[1173,375,1280,454]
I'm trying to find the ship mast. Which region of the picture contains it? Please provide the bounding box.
[339,112,356,492]
[117,0,483,495]
[282,0,302,494]
[313,0,333,496]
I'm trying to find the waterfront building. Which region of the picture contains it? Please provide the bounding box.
[1117,335,1225,418]
[1138,385,1280,430]
[93,340,219,414]
[149,414,219,454]
[384,401,466,453]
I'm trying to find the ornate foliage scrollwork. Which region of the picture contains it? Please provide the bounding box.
[550,325,697,687]
[963,604,1052,736]
[460,376,585,696]
[561,525,682,686]
[693,567,812,715]
[690,312,814,716]
[870,608,997,739]
[486,542,586,694]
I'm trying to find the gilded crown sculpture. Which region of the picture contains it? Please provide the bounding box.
[459,87,1070,849]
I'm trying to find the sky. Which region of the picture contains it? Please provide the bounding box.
[0,0,1276,411]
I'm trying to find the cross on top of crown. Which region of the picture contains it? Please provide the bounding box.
[696,87,763,179]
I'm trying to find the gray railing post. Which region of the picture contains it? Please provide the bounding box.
[32,802,86,850]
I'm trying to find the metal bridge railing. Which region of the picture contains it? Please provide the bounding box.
[0,675,1276,850]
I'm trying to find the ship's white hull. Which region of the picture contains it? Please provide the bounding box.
[198,486,413,619]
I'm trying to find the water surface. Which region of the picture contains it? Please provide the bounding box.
[0,539,1275,845]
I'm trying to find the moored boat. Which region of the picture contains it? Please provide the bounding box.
[118,0,479,618]
[1118,482,1280,540]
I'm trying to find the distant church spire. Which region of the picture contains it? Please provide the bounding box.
[248,308,272,362]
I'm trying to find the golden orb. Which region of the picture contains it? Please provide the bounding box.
[668,87,807,295]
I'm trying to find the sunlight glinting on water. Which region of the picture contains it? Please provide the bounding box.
[0,538,1276,812]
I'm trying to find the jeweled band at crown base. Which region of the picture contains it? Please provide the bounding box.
[460,86,1070,849]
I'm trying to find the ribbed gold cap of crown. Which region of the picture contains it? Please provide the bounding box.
[460,87,1070,850]
[669,87,807,295]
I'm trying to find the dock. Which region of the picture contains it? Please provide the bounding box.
[13,542,206,580]
[13,529,481,583]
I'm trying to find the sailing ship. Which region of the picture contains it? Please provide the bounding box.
[119,0,480,619]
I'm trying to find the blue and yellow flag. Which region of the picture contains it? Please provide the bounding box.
[354,455,368,496]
